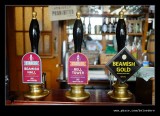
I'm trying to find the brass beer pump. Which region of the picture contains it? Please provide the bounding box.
[65,11,90,101]
[107,10,133,101]
[107,80,133,101]
[24,12,49,99]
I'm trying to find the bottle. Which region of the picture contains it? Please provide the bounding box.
[113,17,117,33]
[106,36,116,54]
[106,43,116,54]
[125,35,132,53]
[88,17,91,34]
[149,10,154,18]
[142,33,150,67]
[136,23,141,33]
[101,17,107,33]
[116,10,127,52]
[142,50,149,67]
[131,23,134,33]
[29,11,40,54]
[131,36,137,59]
[73,11,83,52]
[108,17,113,33]
[127,22,132,33]
[83,17,86,34]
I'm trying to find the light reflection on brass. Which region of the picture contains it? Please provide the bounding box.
[65,85,90,101]
[108,81,133,101]
[24,84,49,100]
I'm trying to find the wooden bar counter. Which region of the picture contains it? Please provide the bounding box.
[6,89,142,106]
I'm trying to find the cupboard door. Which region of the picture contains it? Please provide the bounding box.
[6,6,61,91]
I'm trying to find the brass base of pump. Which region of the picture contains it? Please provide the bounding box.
[108,81,133,102]
[24,84,49,99]
[65,85,90,101]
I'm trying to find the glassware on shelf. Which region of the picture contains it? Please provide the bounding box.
[101,17,108,33]
[107,17,113,33]
[83,17,86,34]
[125,35,132,53]
[131,36,138,59]
[105,44,116,54]
[88,17,91,34]
[113,17,117,33]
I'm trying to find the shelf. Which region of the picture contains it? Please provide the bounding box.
[128,33,143,36]
[84,33,115,36]
[84,33,143,36]
[89,64,105,68]
[60,64,106,69]
[81,13,145,17]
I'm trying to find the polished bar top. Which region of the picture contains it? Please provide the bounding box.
[6,89,142,106]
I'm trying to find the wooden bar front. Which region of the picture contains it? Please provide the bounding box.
[6,89,142,106]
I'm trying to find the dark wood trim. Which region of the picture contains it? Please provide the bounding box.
[6,89,143,106]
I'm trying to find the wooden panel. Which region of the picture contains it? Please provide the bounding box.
[101,35,107,51]
[10,70,29,91]
[16,32,24,55]
[151,78,155,105]
[24,7,32,31]
[24,32,31,53]
[17,70,29,91]
[38,33,53,56]
[44,34,50,54]
[6,89,143,106]
[15,7,23,31]
[38,35,43,54]
[43,71,52,89]
[142,13,149,52]
[43,7,52,31]
[136,77,153,104]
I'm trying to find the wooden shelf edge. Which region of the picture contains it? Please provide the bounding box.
[89,64,106,68]
[60,64,106,69]
[81,13,145,17]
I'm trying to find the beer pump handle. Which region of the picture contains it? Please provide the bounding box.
[73,11,83,53]
[29,11,40,54]
[115,10,126,84]
[116,10,127,52]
